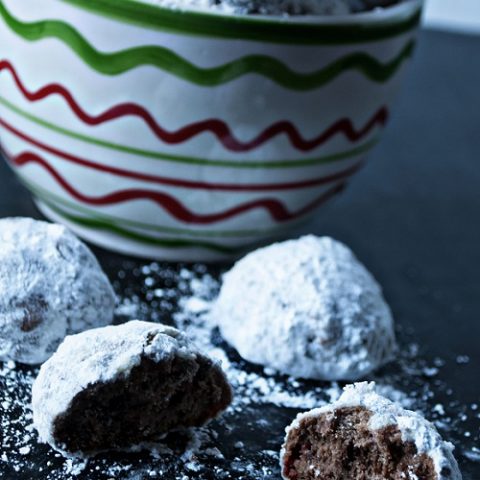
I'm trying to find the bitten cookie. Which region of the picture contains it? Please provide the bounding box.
[281,382,462,480]
[32,320,232,458]
[0,217,115,364]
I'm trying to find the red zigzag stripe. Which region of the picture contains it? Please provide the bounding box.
[0,116,363,191]
[0,59,388,153]
[6,150,345,224]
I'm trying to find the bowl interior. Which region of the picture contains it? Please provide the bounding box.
[60,0,424,46]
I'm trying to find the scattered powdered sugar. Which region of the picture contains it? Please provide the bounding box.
[1,260,478,479]
[0,361,37,475]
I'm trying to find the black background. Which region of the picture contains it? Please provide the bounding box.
[0,28,479,479]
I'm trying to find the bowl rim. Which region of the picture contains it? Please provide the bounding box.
[60,0,424,45]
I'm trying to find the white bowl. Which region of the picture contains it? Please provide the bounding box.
[0,0,423,260]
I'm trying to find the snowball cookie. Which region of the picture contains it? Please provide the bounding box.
[281,382,462,480]
[213,235,396,380]
[32,320,233,458]
[155,0,401,16]
[0,217,115,364]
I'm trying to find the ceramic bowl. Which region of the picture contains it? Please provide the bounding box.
[0,0,423,260]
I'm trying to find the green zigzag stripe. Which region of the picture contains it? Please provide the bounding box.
[22,177,301,238]
[61,0,422,45]
[39,198,248,254]
[0,97,378,168]
[0,2,415,88]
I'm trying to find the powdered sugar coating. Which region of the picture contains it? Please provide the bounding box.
[213,235,396,381]
[0,218,115,365]
[32,320,231,458]
[142,0,400,16]
[281,382,462,480]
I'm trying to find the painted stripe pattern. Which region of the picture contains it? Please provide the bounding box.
[6,149,346,224]
[40,199,244,254]
[2,138,364,191]
[0,95,378,168]
[21,177,309,238]
[0,60,389,152]
[0,4,416,87]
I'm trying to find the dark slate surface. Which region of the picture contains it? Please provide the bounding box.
[0,28,479,479]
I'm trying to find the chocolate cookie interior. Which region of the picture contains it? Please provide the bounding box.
[53,354,232,455]
[282,406,438,480]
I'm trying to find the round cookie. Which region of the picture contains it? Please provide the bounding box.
[281,382,462,480]
[212,235,396,381]
[0,217,115,364]
[32,320,233,458]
